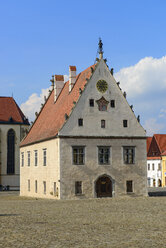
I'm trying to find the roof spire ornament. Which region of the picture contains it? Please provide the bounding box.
[98,37,103,59]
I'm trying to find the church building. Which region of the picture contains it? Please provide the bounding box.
[0,97,29,190]
[20,40,147,199]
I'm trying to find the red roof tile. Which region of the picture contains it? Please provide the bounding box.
[20,64,95,147]
[146,137,152,153]
[69,66,76,71]
[0,97,29,125]
[147,156,161,160]
[154,134,166,154]
[55,75,64,81]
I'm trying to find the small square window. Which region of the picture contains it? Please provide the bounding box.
[101,120,105,128]
[123,120,128,127]
[75,181,82,195]
[78,118,83,126]
[126,180,133,193]
[110,100,115,108]
[89,99,94,107]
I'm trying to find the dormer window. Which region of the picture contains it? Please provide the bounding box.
[96,97,109,111]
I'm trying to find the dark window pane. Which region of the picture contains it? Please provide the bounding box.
[89,99,94,107]
[78,118,83,126]
[110,100,115,108]
[123,120,128,127]
[7,129,15,174]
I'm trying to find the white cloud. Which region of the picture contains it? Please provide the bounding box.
[20,87,51,121]
[144,118,165,136]
[115,56,166,98]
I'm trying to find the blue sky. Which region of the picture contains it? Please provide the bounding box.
[1,0,166,135]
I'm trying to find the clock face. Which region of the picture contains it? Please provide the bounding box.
[96,80,108,93]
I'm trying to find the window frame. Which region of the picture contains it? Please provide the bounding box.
[27,151,30,166]
[72,146,85,165]
[89,99,94,107]
[34,150,38,166]
[78,118,83,127]
[98,146,110,165]
[43,181,46,194]
[21,152,24,167]
[123,120,128,128]
[110,100,115,108]
[101,119,106,128]
[43,149,47,166]
[35,180,37,193]
[123,146,135,164]
[75,181,82,195]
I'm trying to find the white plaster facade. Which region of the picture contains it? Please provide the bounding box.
[147,159,162,187]
[20,57,147,199]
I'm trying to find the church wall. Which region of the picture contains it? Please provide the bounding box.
[20,138,60,198]
[0,124,28,189]
[59,137,147,199]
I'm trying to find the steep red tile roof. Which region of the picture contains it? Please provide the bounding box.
[20,64,95,147]
[0,97,29,125]
[146,137,152,154]
[154,134,166,154]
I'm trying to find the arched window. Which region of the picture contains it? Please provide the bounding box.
[7,129,15,174]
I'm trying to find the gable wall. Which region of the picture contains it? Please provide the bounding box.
[60,60,145,137]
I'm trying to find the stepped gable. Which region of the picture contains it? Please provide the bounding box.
[20,64,95,147]
[0,97,29,125]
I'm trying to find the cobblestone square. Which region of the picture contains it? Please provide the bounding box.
[0,193,166,248]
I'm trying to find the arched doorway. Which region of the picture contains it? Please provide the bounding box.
[95,176,112,198]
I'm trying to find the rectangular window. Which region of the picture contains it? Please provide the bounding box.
[73,147,85,165]
[126,180,133,193]
[89,99,94,107]
[28,179,30,192]
[34,150,38,166]
[54,182,57,195]
[152,163,155,170]
[123,120,128,127]
[35,180,37,193]
[148,163,150,171]
[123,147,135,164]
[110,100,115,108]
[158,163,161,171]
[43,149,47,166]
[147,178,151,187]
[75,181,82,195]
[21,152,24,167]
[101,120,105,128]
[27,151,30,166]
[78,118,83,126]
[98,147,110,165]
[43,181,46,194]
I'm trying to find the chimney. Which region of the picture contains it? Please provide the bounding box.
[54,75,64,102]
[69,66,76,92]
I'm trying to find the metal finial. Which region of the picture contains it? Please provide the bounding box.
[98,38,103,59]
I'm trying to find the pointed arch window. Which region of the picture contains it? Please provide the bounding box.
[7,129,15,174]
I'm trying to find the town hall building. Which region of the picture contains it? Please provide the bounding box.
[20,40,147,199]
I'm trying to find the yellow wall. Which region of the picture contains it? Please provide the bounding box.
[162,156,166,187]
